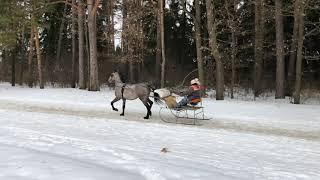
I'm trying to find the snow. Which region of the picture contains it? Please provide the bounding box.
[0,83,319,180]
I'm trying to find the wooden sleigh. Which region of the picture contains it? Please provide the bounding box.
[157,95,211,125]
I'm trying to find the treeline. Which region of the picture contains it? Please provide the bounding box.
[0,0,319,104]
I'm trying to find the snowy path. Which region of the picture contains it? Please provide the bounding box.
[0,83,319,140]
[0,83,320,179]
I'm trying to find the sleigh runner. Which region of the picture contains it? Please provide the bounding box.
[154,89,211,125]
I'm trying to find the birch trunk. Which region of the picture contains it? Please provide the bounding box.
[34,26,44,89]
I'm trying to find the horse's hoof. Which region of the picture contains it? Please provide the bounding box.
[120,113,124,116]
[113,108,118,111]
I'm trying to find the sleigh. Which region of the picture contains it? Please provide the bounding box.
[155,89,211,125]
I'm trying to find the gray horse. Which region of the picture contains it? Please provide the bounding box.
[108,72,153,119]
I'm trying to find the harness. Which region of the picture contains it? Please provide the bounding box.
[121,84,126,99]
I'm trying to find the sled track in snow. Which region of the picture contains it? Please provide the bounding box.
[0,100,319,141]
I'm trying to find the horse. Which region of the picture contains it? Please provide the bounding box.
[108,72,154,119]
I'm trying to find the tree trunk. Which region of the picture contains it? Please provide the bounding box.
[160,0,166,88]
[110,0,115,51]
[195,0,204,87]
[34,26,44,89]
[275,0,285,99]
[84,12,90,88]
[28,25,35,88]
[294,0,305,104]
[56,4,67,64]
[288,0,300,95]
[155,3,161,86]
[225,0,237,99]
[254,0,264,97]
[11,50,16,86]
[71,0,77,88]
[19,27,25,86]
[231,30,236,99]
[87,0,100,91]
[205,0,224,100]
[78,0,86,89]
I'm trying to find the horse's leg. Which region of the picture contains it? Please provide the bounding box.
[120,99,126,116]
[111,97,120,111]
[140,98,150,119]
[147,98,153,116]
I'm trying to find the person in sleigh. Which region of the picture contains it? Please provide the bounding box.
[175,78,202,108]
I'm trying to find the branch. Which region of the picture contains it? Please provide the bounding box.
[35,0,81,12]
[91,0,101,16]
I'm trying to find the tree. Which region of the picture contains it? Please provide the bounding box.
[87,0,100,91]
[293,0,307,104]
[155,0,161,85]
[78,0,86,89]
[28,25,35,87]
[34,25,44,89]
[71,0,77,88]
[11,49,16,86]
[194,0,204,86]
[205,0,224,100]
[160,0,166,88]
[225,0,240,99]
[288,1,300,95]
[254,0,265,97]
[275,0,285,98]
[56,4,67,65]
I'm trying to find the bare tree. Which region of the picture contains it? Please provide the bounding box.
[205,0,224,100]
[87,0,100,91]
[275,0,285,98]
[194,0,204,86]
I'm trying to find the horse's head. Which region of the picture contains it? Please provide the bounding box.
[108,72,121,84]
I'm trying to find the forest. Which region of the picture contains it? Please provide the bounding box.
[0,0,319,104]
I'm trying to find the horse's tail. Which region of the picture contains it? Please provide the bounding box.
[153,92,163,104]
[147,84,162,104]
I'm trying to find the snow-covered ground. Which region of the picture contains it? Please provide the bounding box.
[0,83,319,180]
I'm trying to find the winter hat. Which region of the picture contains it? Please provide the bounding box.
[191,78,200,85]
